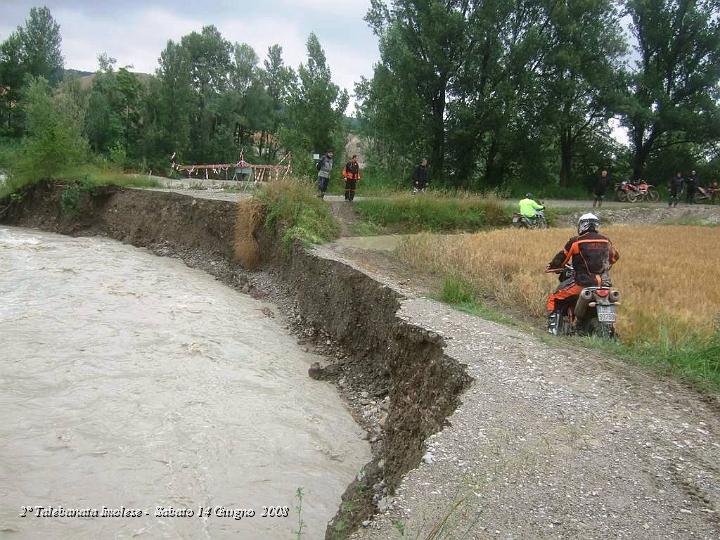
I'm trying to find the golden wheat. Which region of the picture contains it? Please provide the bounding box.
[398,225,720,343]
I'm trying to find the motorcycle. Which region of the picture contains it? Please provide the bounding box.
[694,185,719,204]
[546,265,620,339]
[616,180,659,203]
[512,209,548,229]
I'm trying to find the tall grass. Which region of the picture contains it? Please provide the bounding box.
[354,192,510,233]
[399,225,719,343]
[398,225,720,387]
[233,198,265,269]
[252,177,340,247]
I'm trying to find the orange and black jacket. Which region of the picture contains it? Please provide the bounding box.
[343,161,360,180]
[548,231,619,287]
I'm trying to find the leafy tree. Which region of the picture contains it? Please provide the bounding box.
[17,6,64,83]
[0,7,64,135]
[621,0,720,179]
[15,76,88,181]
[283,33,348,166]
[537,0,626,186]
[261,45,295,159]
[84,55,144,163]
[365,0,472,180]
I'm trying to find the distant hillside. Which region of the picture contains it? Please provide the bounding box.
[62,68,153,90]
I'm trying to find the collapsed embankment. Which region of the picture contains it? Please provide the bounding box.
[0,181,470,538]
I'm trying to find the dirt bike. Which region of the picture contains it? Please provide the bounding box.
[694,185,719,204]
[615,180,659,203]
[614,181,635,202]
[512,209,548,229]
[546,265,620,339]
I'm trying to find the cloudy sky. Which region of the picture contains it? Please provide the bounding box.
[0,0,380,108]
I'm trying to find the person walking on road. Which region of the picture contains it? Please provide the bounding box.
[316,150,334,199]
[412,159,429,193]
[669,172,684,207]
[686,170,698,204]
[593,169,610,208]
[343,155,361,202]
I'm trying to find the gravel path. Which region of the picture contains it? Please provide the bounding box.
[316,247,720,540]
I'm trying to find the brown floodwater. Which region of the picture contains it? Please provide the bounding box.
[0,227,369,539]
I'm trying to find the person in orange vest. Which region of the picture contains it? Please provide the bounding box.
[343,155,361,202]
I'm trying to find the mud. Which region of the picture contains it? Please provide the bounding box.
[0,182,470,538]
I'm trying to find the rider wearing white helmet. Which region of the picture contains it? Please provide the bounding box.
[545,213,620,331]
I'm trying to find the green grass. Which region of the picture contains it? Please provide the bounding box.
[0,164,160,199]
[578,333,720,392]
[256,177,340,247]
[438,276,516,326]
[354,193,510,233]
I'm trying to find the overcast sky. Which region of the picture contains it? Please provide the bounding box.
[0,0,380,108]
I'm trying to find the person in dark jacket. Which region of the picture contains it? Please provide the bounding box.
[686,170,698,204]
[343,155,361,202]
[412,159,429,193]
[593,169,610,208]
[669,172,684,207]
[316,150,334,199]
[545,213,619,333]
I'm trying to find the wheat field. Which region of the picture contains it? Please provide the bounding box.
[398,225,720,344]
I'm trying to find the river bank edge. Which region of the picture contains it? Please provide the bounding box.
[0,181,471,539]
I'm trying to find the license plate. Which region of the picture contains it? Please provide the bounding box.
[597,305,616,322]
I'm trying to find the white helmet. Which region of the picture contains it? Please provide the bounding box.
[578,213,600,235]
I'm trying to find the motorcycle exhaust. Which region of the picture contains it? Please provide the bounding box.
[574,289,594,320]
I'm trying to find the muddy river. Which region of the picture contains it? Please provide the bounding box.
[0,227,369,539]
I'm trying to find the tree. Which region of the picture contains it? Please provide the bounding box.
[262,45,295,159]
[0,6,64,135]
[284,33,348,162]
[621,0,720,179]
[365,0,472,181]
[17,6,64,83]
[16,76,88,181]
[85,55,144,161]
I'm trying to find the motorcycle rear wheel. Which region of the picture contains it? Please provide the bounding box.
[586,317,615,339]
[615,189,627,202]
[626,190,639,203]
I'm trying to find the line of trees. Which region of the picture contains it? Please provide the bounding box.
[0,7,348,175]
[357,0,720,192]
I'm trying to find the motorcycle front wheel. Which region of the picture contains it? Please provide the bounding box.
[626,190,639,203]
[647,189,660,202]
[615,189,627,202]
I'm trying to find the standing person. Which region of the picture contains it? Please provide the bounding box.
[316,150,334,199]
[593,169,610,208]
[686,170,698,204]
[342,155,361,202]
[412,158,429,193]
[710,179,719,204]
[668,172,684,207]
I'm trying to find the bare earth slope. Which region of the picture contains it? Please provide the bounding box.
[315,244,720,540]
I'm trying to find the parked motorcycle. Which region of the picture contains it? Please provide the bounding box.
[512,209,548,229]
[546,265,620,338]
[615,180,659,203]
[694,185,719,204]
